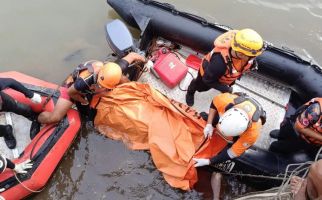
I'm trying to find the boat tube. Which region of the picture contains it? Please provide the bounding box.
[106,0,322,189]
[0,71,81,200]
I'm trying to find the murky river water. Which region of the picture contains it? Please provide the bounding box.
[1,0,322,199]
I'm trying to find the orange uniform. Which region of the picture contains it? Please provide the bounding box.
[212,93,264,158]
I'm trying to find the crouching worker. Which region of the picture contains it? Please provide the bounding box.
[0,78,42,148]
[269,97,322,154]
[38,52,146,124]
[193,92,266,167]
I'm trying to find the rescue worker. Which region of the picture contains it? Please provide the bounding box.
[269,97,322,154]
[185,29,265,106]
[192,92,266,167]
[0,78,42,148]
[38,52,146,124]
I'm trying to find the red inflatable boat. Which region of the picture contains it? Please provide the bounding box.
[0,71,81,200]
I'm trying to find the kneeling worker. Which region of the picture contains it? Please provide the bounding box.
[38,52,146,124]
[193,93,266,167]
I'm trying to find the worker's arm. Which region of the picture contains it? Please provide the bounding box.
[67,84,88,104]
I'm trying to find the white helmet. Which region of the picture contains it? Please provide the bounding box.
[217,108,250,137]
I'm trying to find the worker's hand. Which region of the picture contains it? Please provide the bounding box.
[124,52,146,64]
[290,176,307,196]
[14,159,33,174]
[203,124,214,138]
[193,158,210,167]
[30,93,42,104]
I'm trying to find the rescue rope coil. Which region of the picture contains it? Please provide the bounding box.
[14,171,44,193]
[233,147,322,199]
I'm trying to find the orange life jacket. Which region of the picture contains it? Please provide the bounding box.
[214,92,266,124]
[200,30,255,85]
[212,93,265,142]
[65,60,103,93]
[64,60,104,109]
[297,98,322,145]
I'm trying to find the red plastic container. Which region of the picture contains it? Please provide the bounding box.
[186,54,202,70]
[154,52,188,88]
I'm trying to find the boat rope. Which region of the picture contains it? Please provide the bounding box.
[234,191,292,200]
[234,147,322,199]
[8,124,59,194]
[210,162,310,181]
[14,172,44,193]
[234,81,286,108]
[215,171,286,180]
[277,147,322,197]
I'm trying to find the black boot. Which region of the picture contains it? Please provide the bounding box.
[1,125,16,149]
[185,92,195,106]
[186,80,196,106]
[200,112,208,121]
[269,129,282,139]
[30,119,41,140]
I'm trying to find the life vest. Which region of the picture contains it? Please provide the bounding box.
[90,92,105,110]
[214,92,266,126]
[229,92,265,125]
[212,93,264,156]
[296,98,322,145]
[64,60,103,95]
[200,30,255,85]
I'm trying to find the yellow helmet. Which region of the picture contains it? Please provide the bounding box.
[97,62,122,89]
[231,29,264,57]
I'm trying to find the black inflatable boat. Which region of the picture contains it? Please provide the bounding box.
[106,0,321,188]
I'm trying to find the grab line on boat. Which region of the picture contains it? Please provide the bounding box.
[14,171,44,193]
[235,82,285,108]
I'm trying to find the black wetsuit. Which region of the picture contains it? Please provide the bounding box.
[0,78,37,134]
[187,53,231,94]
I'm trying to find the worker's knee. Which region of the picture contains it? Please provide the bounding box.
[38,111,64,124]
